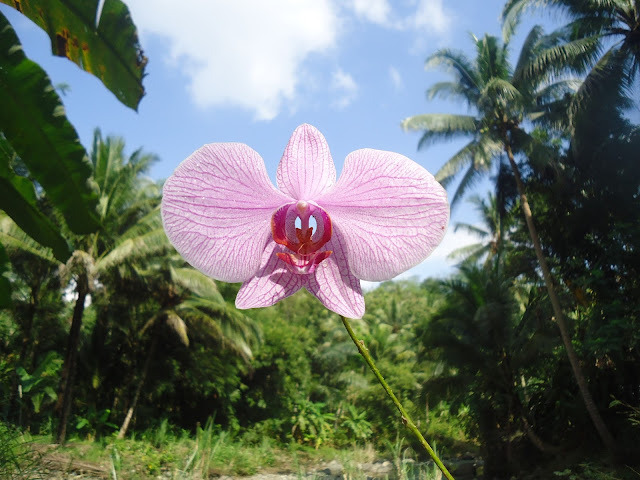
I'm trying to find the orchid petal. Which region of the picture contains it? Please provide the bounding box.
[276,124,336,200]
[162,143,291,283]
[317,149,449,282]
[307,230,365,319]
[236,242,305,309]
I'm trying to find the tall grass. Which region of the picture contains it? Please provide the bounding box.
[183,417,224,476]
[0,422,46,480]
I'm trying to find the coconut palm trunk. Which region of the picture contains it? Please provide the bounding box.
[55,274,89,444]
[521,414,561,454]
[504,142,616,454]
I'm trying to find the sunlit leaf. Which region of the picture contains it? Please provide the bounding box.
[0,12,99,235]
[96,228,169,271]
[0,0,146,109]
[170,266,224,303]
[166,312,189,347]
[0,137,71,262]
[0,212,58,264]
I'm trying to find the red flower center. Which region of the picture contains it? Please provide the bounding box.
[271,201,333,274]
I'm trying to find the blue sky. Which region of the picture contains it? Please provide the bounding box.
[1,0,557,283]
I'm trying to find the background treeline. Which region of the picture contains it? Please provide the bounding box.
[1,0,639,479]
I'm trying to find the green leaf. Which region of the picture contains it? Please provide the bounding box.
[76,418,89,430]
[31,392,44,413]
[0,177,71,262]
[0,212,59,264]
[0,0,146,109]
[0,137,72,262]
[170,266,224,303]
[425,49,479,93]
[0,12,99,235]
[401,113,478,150]
[482,77,522,102]
[166,312,189,347]
[96,227,169,271]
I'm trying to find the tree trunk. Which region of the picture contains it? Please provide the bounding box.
[55,277,88,444]
[521,415,561,454]
[117,333,158,439]
[504,143,616,455]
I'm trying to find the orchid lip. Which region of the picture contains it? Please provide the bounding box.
[271,201,333,274]
[276,250,333,275]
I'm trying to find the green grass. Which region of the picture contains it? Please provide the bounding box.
[22,429,383,479]
[0,422,47,480]
[13,422,639,480]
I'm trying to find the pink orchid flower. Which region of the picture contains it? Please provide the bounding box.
[161,124,449,319]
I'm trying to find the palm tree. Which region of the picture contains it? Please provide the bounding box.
[54,130,168,444]
[116,256,261,438]
[362,281,431,364]
[421,262,559,477]
[502,0,640,131]
[402,29,616,452]
[448,193,515,265]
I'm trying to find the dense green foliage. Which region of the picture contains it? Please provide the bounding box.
[0,0,639,479]
[0,0,146,287]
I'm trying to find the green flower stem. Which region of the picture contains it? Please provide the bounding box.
[341,315,455,480]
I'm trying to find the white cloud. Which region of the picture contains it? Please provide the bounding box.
[331,68,358,109]
[345,0,453,40]
[410,0,452,35]
[348,0,392,25]
[125,0,338,120]
[389,66,403,90]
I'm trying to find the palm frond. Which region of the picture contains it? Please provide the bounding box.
[475,34,510,82]
[447,243,489,263]
[454,222,490,239]
[501,0,547,43]
[127,147,159,174]
[425,49,480,93]
[482,77,522,103]
[570,46,635,131]
[170,266,224,302]
[401,114,478,150]
[434,140,477,187]
[426,81,476,103]
[513,25,546,79]
[90,129,159,226]
[96,228,170,272]
[529,36,601,84]
[534,78,581,102]
[91,129,123,194]
[401,113,477,132]
[0,213,58,264]
[450,163,485,209]
[117,208,163,242]
[166,311,189,347]
[179,297,262,360]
